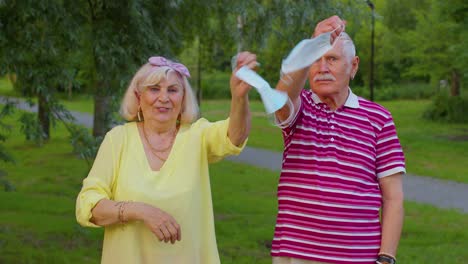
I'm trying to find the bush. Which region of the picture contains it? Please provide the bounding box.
[200,71,231,99]
[200,71,261,100]
[424,93,468,123]
[352,82,436,101]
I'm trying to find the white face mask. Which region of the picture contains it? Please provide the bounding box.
[235,66,288,114]
[281,26,342,74]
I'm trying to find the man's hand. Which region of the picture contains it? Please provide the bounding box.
[313,15,346,43]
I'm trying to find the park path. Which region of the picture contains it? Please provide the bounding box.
[2,96,468,213]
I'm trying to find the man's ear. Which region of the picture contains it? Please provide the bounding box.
[351,56,359,79]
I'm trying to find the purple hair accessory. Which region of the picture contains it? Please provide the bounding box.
[148,56,191,78]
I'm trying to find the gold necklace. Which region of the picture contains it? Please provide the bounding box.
[149,148,168,162]
[142,127,176,152]
[142,126,177,161]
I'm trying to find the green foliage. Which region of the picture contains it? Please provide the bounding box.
[199,70,262,100]
[401,0,467,89]
[0,102,14,162]
[67,124,101,168]
[352,82,437,101]
[0,1,78,93]
[381,0,427,32]
[0,100,15,191]
[351,0,467,92]
[200,71,232,99]
[19,112,46,146]
[242,1,348,83]
[0,76,17,96]
[80,1,183,86]
[424,93,468,123]
[179,1,357,89]
[0,0,81,140]
[75,0,196,136]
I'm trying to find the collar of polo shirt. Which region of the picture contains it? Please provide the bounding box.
[311,87,360,109]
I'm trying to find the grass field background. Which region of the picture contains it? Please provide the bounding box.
[1,76,468,263]
[0,109,467,263]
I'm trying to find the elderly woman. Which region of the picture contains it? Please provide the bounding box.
[76,52,257,263]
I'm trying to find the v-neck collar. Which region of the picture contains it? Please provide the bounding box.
[134,122,181,173]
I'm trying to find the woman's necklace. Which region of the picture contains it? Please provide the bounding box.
[142,126,177,161]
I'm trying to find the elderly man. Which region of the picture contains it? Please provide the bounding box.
[271,16,405,264]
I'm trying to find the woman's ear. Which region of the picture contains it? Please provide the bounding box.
[134,90,141,103]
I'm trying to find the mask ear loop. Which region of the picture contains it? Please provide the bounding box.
[330,24,345,48]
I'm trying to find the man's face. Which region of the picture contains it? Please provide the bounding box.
[308,40,359,98]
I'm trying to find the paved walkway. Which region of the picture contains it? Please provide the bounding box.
[3,96,468,213]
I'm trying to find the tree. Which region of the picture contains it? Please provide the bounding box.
[179,0,345,95]
[403,0,467,95]
[0,0,79,142]
[74,0,188,137]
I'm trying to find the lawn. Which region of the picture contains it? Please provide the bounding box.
[1,111,467,263]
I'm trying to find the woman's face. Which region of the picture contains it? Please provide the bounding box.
[139,71,184,125]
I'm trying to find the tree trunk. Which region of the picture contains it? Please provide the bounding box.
[93,82,112,137]
[450,69,460,97]
[67,81,73,100]
[7,73,16,85]
[38,93,50,139]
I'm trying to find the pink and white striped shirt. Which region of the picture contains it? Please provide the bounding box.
[271,89,405,264]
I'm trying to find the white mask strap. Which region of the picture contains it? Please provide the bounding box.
[330,24,345,48]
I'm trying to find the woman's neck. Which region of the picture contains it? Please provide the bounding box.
[142,119,177,136]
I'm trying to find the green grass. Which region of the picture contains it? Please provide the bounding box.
[1,111,467,263]
[0,112,101,263]
[59,93,94,114]
[0,76,17,97]
[381,100,468,182]
[0,76,94,113]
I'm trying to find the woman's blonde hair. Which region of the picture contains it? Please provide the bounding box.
[120,63,199,124]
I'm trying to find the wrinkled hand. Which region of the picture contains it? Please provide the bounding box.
[313,15,346,43]
[230,51,258,98]
[141,204,181,244]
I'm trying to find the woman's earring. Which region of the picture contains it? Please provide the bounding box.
[137,106,142,122]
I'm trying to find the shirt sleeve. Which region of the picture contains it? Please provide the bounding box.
[75,128,122,227]
[282,90,306,143]
[201,118,247,163]
[375,115,406,178]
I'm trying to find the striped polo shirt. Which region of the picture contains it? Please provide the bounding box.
[271,88,406,264]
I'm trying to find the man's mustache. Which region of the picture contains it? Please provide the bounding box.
[313,74,336,82]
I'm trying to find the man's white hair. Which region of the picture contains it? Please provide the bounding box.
[337,32,356,62]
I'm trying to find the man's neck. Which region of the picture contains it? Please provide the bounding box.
[318,88,350,111]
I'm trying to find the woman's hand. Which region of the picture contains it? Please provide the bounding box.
[136,203,181,244]
[230,51,258,98]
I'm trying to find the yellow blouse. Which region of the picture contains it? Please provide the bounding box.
[76,118,246,264]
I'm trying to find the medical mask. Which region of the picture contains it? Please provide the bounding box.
[235,66,288,114]
[281,26,342,74]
